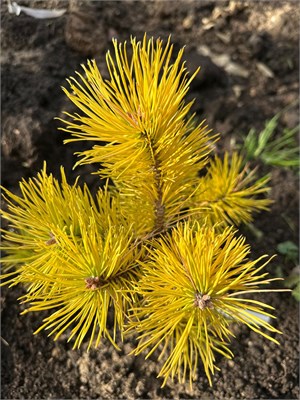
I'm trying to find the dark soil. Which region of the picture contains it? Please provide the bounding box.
[1,1,299,399]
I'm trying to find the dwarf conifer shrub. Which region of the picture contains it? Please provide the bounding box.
[1,36,285,386]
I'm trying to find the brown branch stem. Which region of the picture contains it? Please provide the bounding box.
[141,131,165,233]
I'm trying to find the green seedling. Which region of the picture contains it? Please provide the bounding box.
[240,113,299,169]
[277,241,299,301]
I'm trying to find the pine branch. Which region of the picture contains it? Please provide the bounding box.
[192,152,272,226]
[58,36,214,236]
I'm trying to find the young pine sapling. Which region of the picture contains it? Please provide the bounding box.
[1,36,286,387]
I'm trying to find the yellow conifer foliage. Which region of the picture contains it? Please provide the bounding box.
[0,35,286,387]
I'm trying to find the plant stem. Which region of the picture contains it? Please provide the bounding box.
[142,131,165,233]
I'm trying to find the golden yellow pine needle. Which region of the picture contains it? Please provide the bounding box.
[58,35,216,234]
[129,221,283,386]
[192,153,272,226]
[1,165,142,349]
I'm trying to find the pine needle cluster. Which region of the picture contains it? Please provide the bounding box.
[1,35,286,386]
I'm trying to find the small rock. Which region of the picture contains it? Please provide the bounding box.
[233,84,243,98]
[182,14,194,30]
[77,353,90,384]
[135,380,145,396]
[257,62,274,78]
[51,346,61,358]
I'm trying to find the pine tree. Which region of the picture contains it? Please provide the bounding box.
[1,35,286,386]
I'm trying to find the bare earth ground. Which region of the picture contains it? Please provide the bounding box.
[1,1,299,399]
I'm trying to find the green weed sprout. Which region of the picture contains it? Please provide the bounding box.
[0,36,287,387]
[240,113,300,169]
[277,241,300,301]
